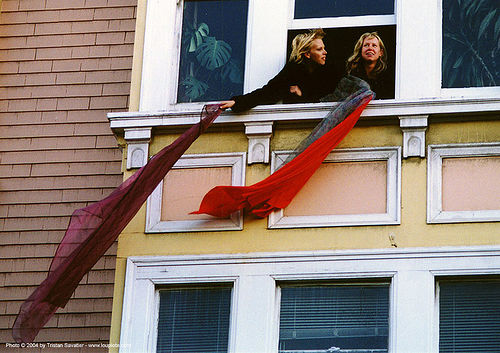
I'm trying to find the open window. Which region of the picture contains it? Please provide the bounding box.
[288,0,396,100]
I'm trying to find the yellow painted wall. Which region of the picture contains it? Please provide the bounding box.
[109,1,500,345]
[109,118,500,346]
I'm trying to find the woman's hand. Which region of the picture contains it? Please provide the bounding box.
[219,100,236,110]
[289,85,302,96]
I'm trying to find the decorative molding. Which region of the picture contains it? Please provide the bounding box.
[268,146,401,228]
[145,152,246,233]
[108,96,500,133]
[119,246,500,353]
[427,143,500,224]
[124,128,151,169]
[399,115,428,158]
[244,122,273,164]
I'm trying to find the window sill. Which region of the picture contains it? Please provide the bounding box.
[108,96,500,133]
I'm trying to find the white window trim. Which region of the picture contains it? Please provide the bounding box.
[268,147,401,228]
[145,152,246,233]
[118,245,500,353]
[139,0,498,113]
[427,142,500,224]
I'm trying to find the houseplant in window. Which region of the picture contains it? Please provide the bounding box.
[177,1,245,103]
[442,0,499,88]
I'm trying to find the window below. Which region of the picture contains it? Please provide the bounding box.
[177,0,248,103]
[439,278,500,352]
[279,281,390,353]
[442,0,499,89]
[157,285,233,353]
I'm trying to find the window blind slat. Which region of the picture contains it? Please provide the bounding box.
[439,280,500,353]
[279,284,389,352]
[157,287,232,353]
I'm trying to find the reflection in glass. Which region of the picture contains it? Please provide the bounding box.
[279,283,390,353]
[294,0,394,19]
[442,0,499,88]
[178,0,248,103]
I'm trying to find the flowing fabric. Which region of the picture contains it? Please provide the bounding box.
[193,86,374,218]
[12,104,222,343]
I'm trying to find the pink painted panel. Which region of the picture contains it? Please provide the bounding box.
[161,167,233,221]
[442,157,500,211]
[284,161,387,216]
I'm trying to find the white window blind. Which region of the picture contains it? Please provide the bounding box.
[279,283,390,353]
[439,280,500,352]
[156,286,232,353]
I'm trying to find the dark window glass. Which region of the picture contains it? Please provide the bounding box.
[294,0,394,19]
[442,0,499,88]
[279,283,390,352]
[156,286,232,353]
[177,0,248,103]
[287,26,396,99]
[439,280,500,352]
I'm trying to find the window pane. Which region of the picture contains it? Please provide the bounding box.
[279,284,390,352]
[439,280,500,352]
[442,0,499,88]
[157,286,232,353]
[294,0,394,19]
[177,0,248,103]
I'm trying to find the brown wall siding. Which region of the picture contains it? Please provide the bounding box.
[0,0,136,349]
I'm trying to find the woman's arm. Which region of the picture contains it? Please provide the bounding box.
[229,63,299,112]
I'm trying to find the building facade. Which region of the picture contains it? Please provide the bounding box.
[109,1,499,353]
[0,0,137,350]
[109,1,500,353]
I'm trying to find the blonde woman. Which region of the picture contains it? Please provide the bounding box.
[346,32,394,99]
[220,29,340,112]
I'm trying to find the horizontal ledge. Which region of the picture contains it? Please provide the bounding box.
[128,245,500,267]
[108,97,500,132]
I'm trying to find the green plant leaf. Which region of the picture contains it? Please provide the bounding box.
[188,23,209,53]
[180,75,209,100]
[221,59,243,84]
[196,36,232,70]
[478,9,497,39]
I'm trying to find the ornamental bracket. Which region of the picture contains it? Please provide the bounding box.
[124,128,152,169]
[399,115,428,158]
[244,122,273,164]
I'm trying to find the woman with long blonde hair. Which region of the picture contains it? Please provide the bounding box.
[346,32,393,99]
[220,29,340,112]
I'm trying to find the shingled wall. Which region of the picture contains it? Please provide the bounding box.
[0,0,136,350]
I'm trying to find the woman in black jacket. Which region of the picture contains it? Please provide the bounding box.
[220,29,340,112]
[345,32,394,99]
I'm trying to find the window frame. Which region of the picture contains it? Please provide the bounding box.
[139,0,499,114]
[268,146,401,229]
[427,143,500,224]
[155,284,234,353]
[118,246,500,353]
[145,152,246,233]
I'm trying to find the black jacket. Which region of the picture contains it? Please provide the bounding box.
[231,61,340,112]
[349,65,394,100]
